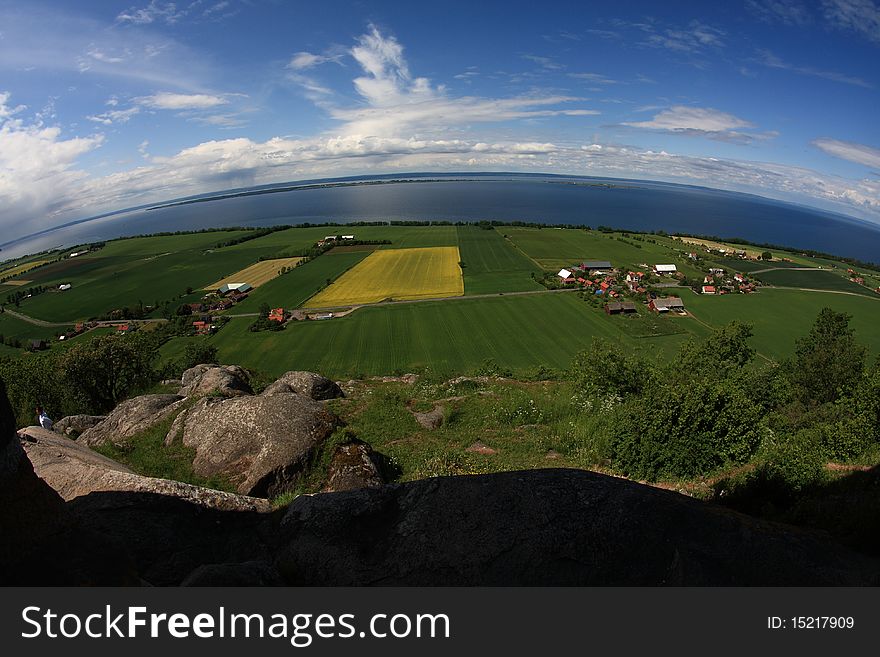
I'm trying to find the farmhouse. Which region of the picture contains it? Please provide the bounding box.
[702,285,717,294]
[268,307,285,322]
[582,260,613,273]
[653,264,677,275]
[605,301,637,315]
[649,297,685,313]
[218,282,252,296]
[29,339,47,351]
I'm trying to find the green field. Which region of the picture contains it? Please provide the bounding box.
[231,252,371,312]
[183,293,702,379]
[456,227,542,294]
[504,227,704,278]
[754,269,876,296]
[0,313,61,344]
[684,288,880,361]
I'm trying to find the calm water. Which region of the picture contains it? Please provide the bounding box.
[3,175,880,263]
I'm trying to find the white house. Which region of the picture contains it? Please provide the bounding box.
[653,264,677,274]
[58,283,72,291]
[341,235,355,240]
[557,268,573,280]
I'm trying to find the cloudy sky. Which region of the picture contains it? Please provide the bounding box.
[1,0,879,242]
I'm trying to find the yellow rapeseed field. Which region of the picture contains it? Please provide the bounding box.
[304,246,464,307]
[205,257,303,289]
[0,260,50,279]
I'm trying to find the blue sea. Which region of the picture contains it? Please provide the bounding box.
[3,173,879,263]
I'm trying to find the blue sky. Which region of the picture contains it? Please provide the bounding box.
[1,0,879,241]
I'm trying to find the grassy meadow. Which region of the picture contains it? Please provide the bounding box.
[456,226,543,294]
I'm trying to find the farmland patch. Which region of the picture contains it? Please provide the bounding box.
[304,246,464,307]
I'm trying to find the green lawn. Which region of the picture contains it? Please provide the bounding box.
[195,293,700,379]
[684,288,880,361]
[755,269,877,296]
[231,251,372,312]
[456,226,542,294]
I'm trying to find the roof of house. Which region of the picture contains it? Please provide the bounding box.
[652,297,684,309]
[583,260,613,270]
[607,301,638,312]
[218,282,252,294]
[654,264,678,272]
[558,268,573,279]
[702,285,716,293]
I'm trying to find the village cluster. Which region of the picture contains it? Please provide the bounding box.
[553,251,762,317]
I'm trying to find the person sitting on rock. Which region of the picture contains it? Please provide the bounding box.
[36,406,53,431]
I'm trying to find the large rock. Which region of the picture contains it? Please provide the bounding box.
[0,381,138,585]
[165,393,340,497]
[262,371,343,401]
[275,469,880,586]
[323,440,384,493]
[54,414,106,437]
[179,364,252,398]
[78,394,185,447]
[19,426,270,512]
[69,489,276,586]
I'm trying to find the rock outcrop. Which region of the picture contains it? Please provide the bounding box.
[178,364,252,398]
[78,394,185,447]
[54,414,106,437]
[0,381,138,585]
[165,393,340,497]
[323,440,384,492]
[275,468,880,586]
[19,426,270,512]
[261,371,344,401]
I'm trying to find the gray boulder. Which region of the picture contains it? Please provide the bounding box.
[19,426,270,512]
[261,370,344,400]
[412,404,445,430]
[165,392,340,497]
[54,414,106,437]
[323,440,384,493]
[78,394,184,447]
[178,364,252,398]
[275,468,880,586]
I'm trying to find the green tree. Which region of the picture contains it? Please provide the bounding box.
[761,251,773,260]
[790,308,867,404]
[58,335,157,413]
[570,340,655,399]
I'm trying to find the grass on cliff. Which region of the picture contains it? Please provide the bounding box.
[324,377,612,484]
[93,411,235,492]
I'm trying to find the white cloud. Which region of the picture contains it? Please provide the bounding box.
[87,107,141,125]
[756,49,873,88]
[623,106,766,142]
[568,72,617,84]
[643,20,725,53]
[822,0,880,43]
[521,54,565,70]
[116,1,186,25]
[287,51,342,70]
[0,92,103,230]
[746,0,812,25]
[813,138,880,168]
[137,92,229,110]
